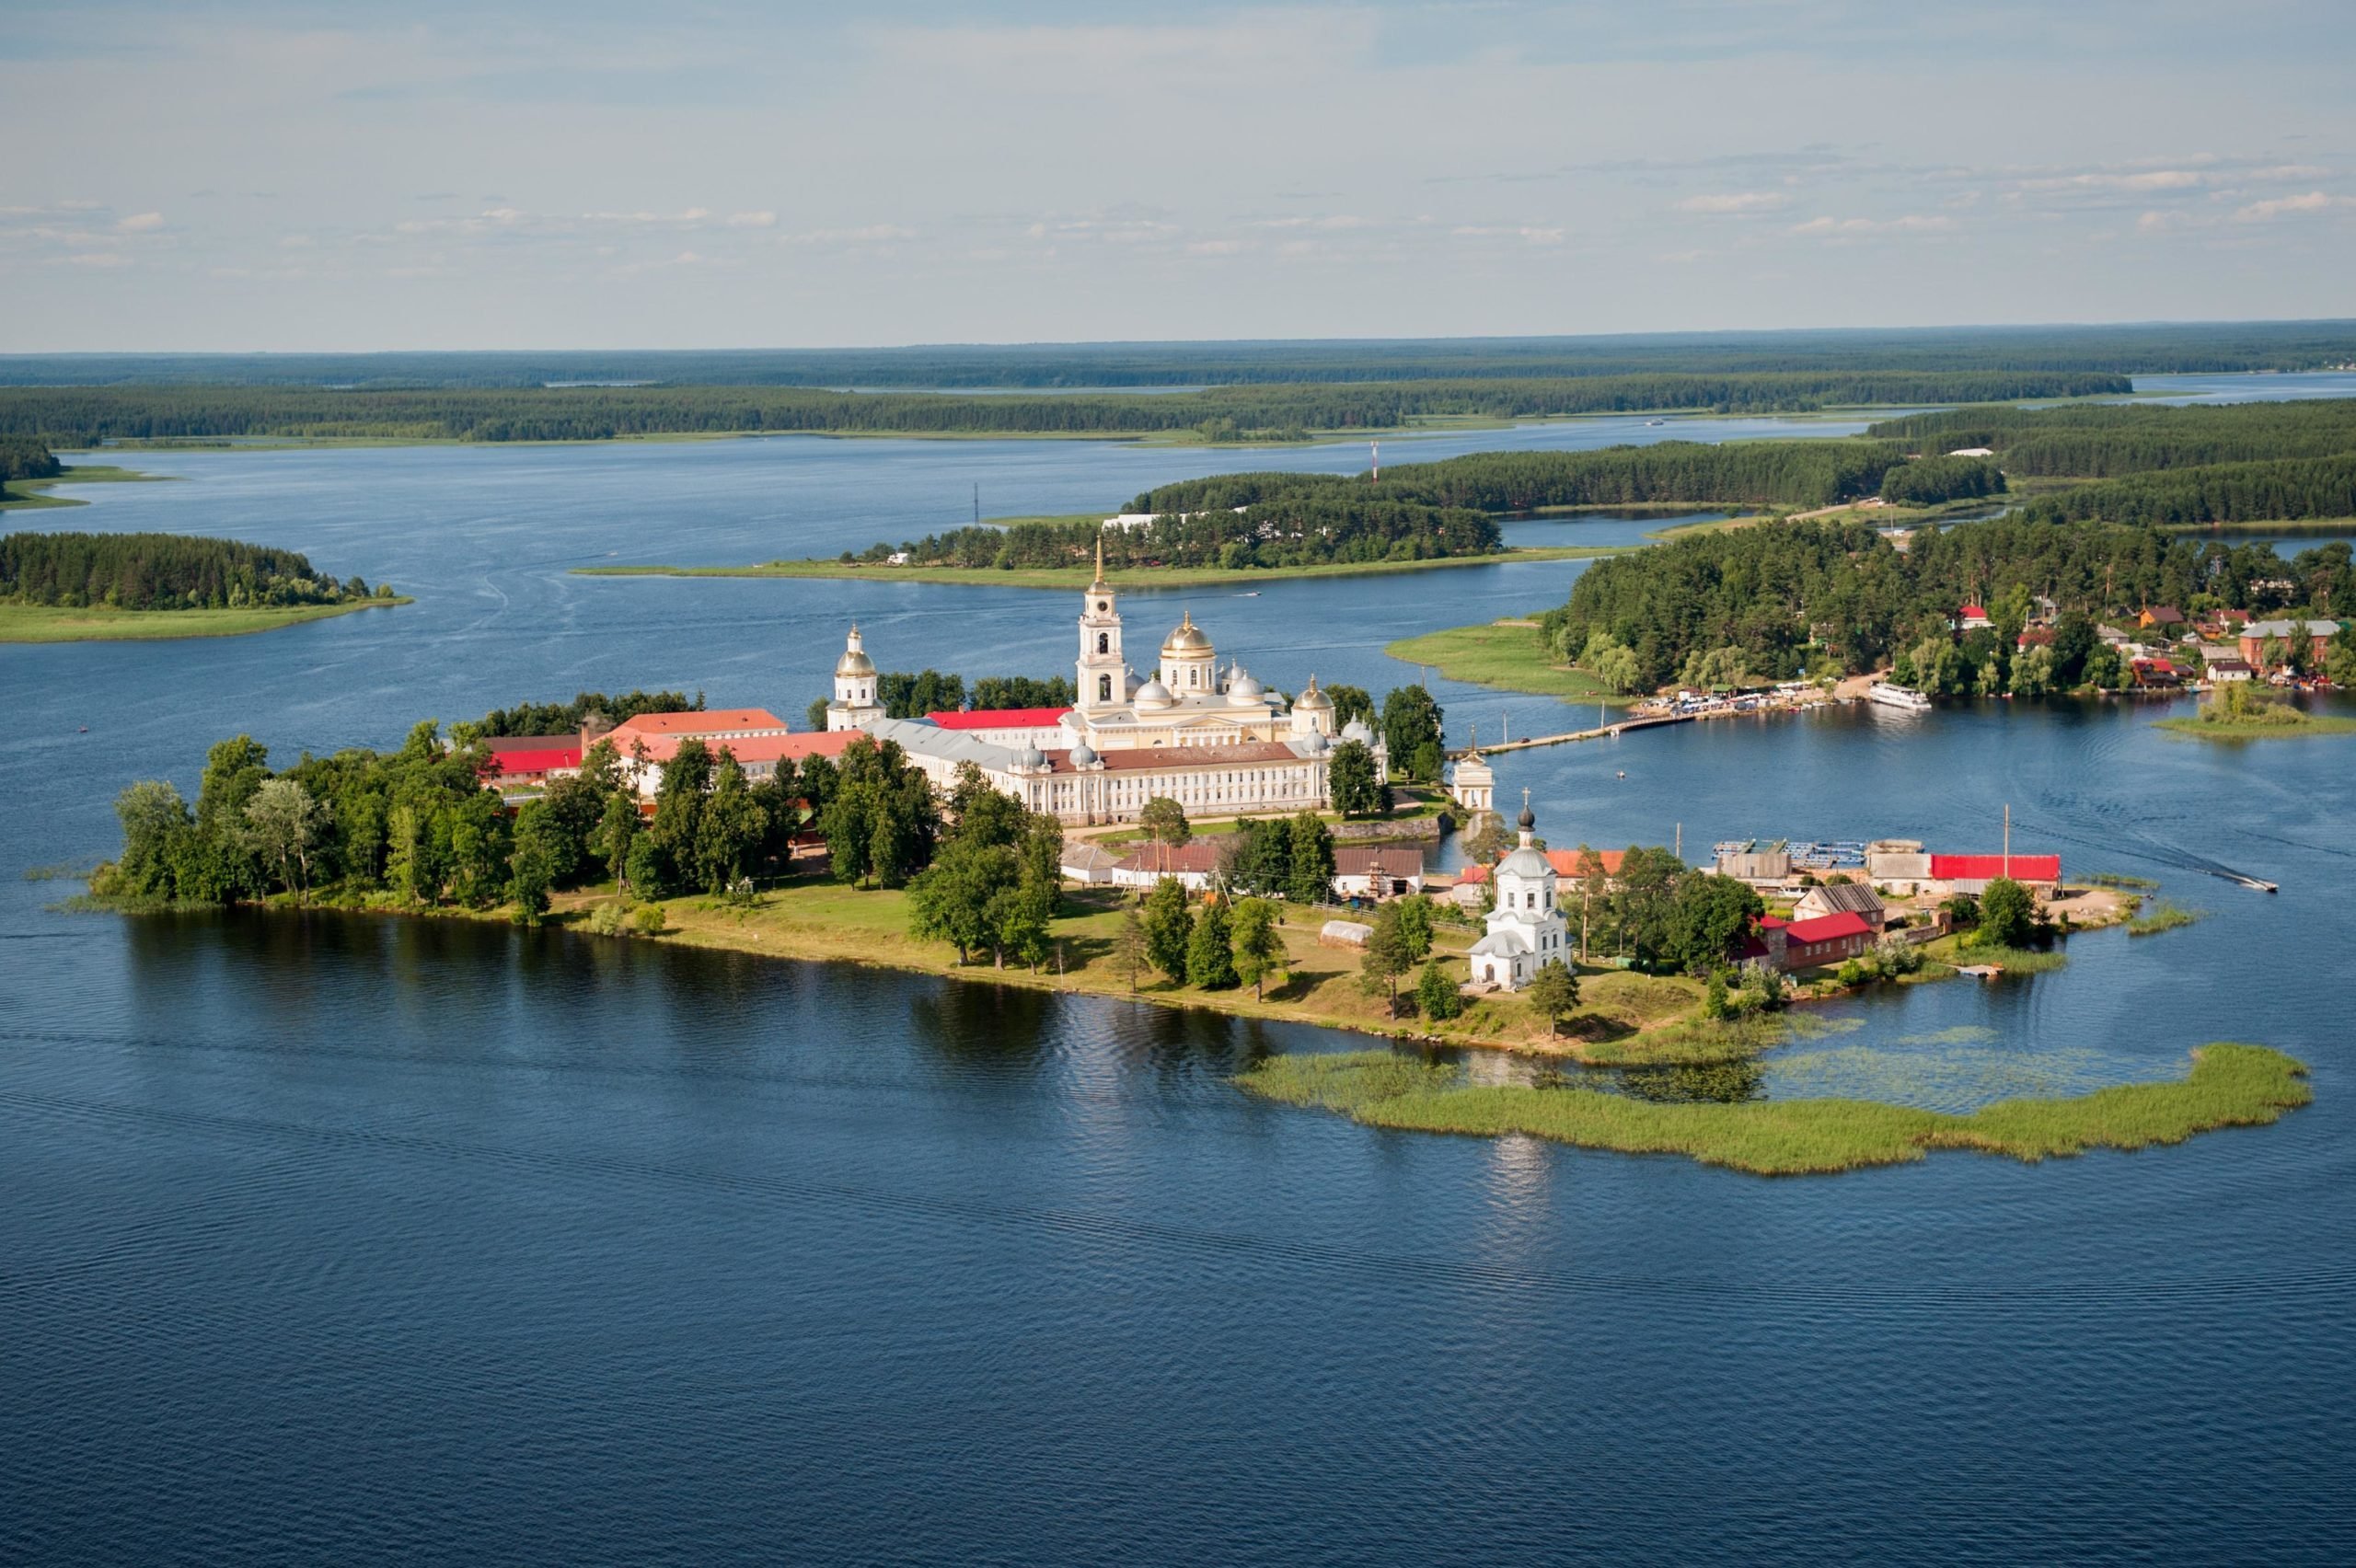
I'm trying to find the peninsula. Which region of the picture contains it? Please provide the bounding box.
[0,528,405,642]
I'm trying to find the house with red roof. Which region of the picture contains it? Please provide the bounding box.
[605,709,792,753]
[1449,847,1625,908]
[1740,910,1877,973]
[1108,839,1223,892]
[479,734,583,792]
[1957,604,1992,631]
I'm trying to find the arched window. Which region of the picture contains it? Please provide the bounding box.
[1098,674,1113,701]
[1097,633,1109,654]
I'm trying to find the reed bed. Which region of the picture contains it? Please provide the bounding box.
[1237,1043,2308,1176]
[2127,903,2203,938]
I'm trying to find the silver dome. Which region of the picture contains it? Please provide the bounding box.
[1020,744,1047,768]
[1070,743,1099,766]
[1341,717,1374,743]
[1135,677,1175,709]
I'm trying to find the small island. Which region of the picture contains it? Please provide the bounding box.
[2156,681,2356,739]
[1,530,406,642]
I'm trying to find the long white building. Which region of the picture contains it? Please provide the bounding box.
[822,545,1385,824]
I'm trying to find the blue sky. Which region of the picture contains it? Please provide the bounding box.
[4,1,2352,351]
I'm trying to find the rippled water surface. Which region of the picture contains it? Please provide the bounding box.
[5,406,2354,1562]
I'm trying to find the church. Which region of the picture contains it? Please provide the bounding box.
[821,543,1386,825]
[1467,794,1571,991]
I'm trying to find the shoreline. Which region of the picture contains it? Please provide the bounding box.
[0,594,411,643]
[572,545,1625,592]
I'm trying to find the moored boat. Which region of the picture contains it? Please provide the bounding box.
[1867,682,1934,711]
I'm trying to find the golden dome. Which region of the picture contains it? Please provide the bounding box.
[835,625,875,678]
[1161,610,1212,655]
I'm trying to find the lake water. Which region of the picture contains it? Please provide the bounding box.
[5,392,2355,1562]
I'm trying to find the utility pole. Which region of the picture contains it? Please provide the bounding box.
[1675,822,1682,861]
[2004,803,2011,878]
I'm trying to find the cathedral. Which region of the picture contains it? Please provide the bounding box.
[822,543,1386,825]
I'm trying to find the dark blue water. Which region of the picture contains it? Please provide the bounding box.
[5,421,2354,1562]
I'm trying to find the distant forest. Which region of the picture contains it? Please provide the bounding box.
[3,321,2351,388]
[855,496,1503,572]
[1130,441,1995,513]
[1868,398,2356,476]
[0,372,2126,446]
[0,531,388,611]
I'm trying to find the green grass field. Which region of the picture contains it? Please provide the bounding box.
[2156,710,2356,739]
[0,596,410,642]
[1384,619,1635,705]
[574,545,1619,593]
[1237,1043,2310,1175]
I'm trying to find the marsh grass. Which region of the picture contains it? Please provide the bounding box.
[1238,1043,2310,1175]
[2088,872,2159,891]
[2127,903,2203,937]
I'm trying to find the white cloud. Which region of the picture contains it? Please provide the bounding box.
[1675,191,1787,213]
[1452,225,1565,244]
[2018,168,2206,193]
[2234,191,2356,222]
[115,212,167,232]
[1185,239,1247,256]
[725,211,777,228]
[64,252,133,268]
[1791,214,1954,236]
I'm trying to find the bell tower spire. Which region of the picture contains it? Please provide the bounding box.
[1077,538,1125,713]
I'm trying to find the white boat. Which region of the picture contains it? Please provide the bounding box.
[1867,683,1934,711]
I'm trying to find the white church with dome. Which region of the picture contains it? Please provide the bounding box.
[821,542,1386,825]
[1467,792,1571,991]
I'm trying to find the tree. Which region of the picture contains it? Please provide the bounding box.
[1222,817,1291,897]
[806,698,830,732]
[508,822,556,927]
[1138,795,1191,846]
[1141,877,1194,982]
[1392,894,1435,962]
[946,761,1025,848]
[1703,968,1730,1020]
[241,777,330,898]
[907,836,1013,964]
[1187,898,1239,989]
[1358,902,1415,1014]
[1328,739,1381,818]
[1662,872,1763,974]
[1525,960,1580,1035]
[1325,684,1375,731]
[1380,685,1444,779]
[1230,897,1287,1000]
[1979,876,2038,947]
[650,735,713,880]
[1408,740,1445,783]
[1285,812,1335,905]
[110,779,191,898]
[1415,959,1462,1020]
[1110,906,1150,992]
[594,790,640,888]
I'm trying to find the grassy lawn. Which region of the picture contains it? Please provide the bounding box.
[1237,1042,2310,1176]
[0,462,168,511]
[0,596,410,643]
[572,545,1617,594]
[1384,619,1635,706]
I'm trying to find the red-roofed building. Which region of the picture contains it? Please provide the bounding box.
[481,742,583,791]
[606,709,791,750]
[1450,847,1626,908]
[620,729,860,796]
[921,707,1073,749]
[1741,909,1877,972]
[1958,604,1992,630]
[1928,853,2061,895]
[1109,839,1224,892]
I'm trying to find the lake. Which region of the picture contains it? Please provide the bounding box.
[5,385,2354,1562]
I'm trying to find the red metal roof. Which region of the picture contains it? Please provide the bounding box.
[1929,853,2061,882]
[1783,910,1876,945]
[608,709,790,738]
[487,746,581,777]
[630,731,860,765]
[481,733,580,755]
[1958,604,1988,618]
[1114,841,1223,874]
[926,707,1071,730]
[1458,847,1625,884]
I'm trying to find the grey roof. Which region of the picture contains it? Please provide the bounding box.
[1469,929,1532,957]
[863,717,1022,772]
[1801,882,1886,916]
[2245,618,2341,638]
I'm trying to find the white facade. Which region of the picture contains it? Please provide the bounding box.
[824,552,1389,825]
[1449,744,1495,813]
[1466,798,1571,991]
[826,625,885,732]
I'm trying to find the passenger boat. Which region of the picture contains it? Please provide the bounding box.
[1867,682,1934,711]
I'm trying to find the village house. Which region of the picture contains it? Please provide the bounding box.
[1057,842,1124,886]
[2138,605,2188,632]
[479,734,583,796]
[2206,656,2256,683]
[2237,618,2341,671]
[1791,881,1888,928]
[1743,911,1877,973]
[1930,853,2062,898]
[1332,847,1425,902]
[1956,603,1992,631]
[1108,840,1222,892]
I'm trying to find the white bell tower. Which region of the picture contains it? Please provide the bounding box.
[827,624,885,732]
[1077,537,1126,713]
